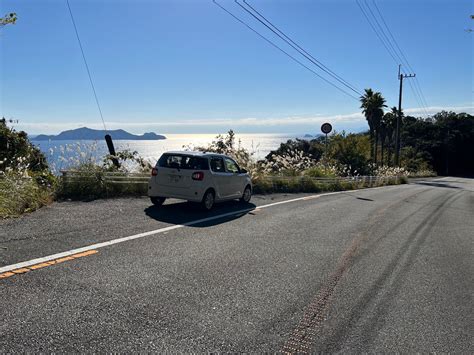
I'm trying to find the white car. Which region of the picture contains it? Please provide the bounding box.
[148,151,252,210]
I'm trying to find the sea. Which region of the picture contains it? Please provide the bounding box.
[31,133,312,173]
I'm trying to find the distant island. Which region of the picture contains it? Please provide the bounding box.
[302,134,323,139]
[33,127,166,141]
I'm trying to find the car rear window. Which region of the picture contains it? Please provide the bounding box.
[157,154,209,170]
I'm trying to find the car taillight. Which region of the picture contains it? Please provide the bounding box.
[192,171,204,181]
[151,168,158,176]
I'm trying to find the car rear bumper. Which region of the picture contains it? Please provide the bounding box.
[148,182,206,202]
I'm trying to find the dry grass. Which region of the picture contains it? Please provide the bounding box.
[0,174,54,218]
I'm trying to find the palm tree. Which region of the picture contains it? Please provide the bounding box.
[379,117,387,166]
[383,107,399,166]
[360,89,387,165]
[360,89,376,162]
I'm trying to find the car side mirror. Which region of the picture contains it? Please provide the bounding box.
[240,168,248,174]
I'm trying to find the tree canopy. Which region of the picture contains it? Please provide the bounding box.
[401,111,474,175]
[0,118,49,172]
[0,13,17,28]
[265,110,473,176]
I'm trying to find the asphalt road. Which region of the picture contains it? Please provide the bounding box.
[1,177,473,352]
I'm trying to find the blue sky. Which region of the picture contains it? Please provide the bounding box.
[1,0,472,135]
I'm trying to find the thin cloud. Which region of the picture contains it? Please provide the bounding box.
[14,105,473,134]
[404,105,474,115]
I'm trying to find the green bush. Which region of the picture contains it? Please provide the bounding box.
[0,118,48,173]
[57,164,106,200]
[304,165,337,178]
[251,175,404,195]
[299,177,319,192]
[252,177,273,194]
[340,181,355,190]
[55,146,154,200]
[57,163,149,200]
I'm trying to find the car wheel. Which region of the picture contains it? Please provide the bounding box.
[240,186,252,203]
[202,190,215,211]
[150,197,166,206]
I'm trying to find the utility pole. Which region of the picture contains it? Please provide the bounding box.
[394,65,415,166]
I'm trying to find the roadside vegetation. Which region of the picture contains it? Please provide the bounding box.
[55,148,152,200]
[0,118,56,218]
[1,106,472,218]
[186,129,410,194]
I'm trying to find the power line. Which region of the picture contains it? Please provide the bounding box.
[360,0,410,75]
[364,0,402,66]
[212,0,360,100]
[372,1,412,72]
[406,73,429,115]
[373,0,430,113]
[237,0,362,96]
[356,0,399,64]
[406,79,425,115]
[358,0,424,115]
[370,0,430,115]
[357,0,429,116]
[371,0,430,113]
[66,0,107,131]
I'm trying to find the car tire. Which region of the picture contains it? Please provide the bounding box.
[201,190,215,211]
[150,197,166,206]
[240,186,252,203]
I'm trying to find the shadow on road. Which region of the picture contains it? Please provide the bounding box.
[356,197,374,202]
[414,182,460,189]
[144,200,257,227]
[340,192,374,202]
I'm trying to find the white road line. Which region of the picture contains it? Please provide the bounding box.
[0,184,403,274]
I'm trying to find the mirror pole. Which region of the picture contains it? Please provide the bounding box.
[105,134,120,168]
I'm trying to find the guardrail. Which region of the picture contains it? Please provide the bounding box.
[59,170,405,198]
[60,170,402,186]
[256,175,403,190]
[260,175,400,183]
[61,170,150,184]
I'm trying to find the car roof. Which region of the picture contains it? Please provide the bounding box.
[163,151,230,158]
